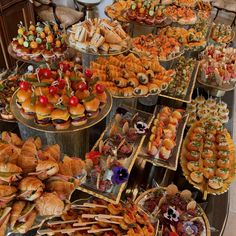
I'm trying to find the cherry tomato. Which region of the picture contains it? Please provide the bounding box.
[77,81,88,91]
[69,96,79,106]
[39,95,48,105]
[95,84,105,94]
[59,62,70,73]
[84,69,93,78]
[49,86,58,95]
[86,151,101,165]
[38,68,52,79]
[19,81,30,91]
[57,79,66,89]
[43,69,52,79]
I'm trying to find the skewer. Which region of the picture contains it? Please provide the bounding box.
[47,219,78,226]
[73,221,97,227]
[38,227,91,235]
[88,228,113,233]
[82,214,123,219]
[83,203,108,208]
[95,217,120,225]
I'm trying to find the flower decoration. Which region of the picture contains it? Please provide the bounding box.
[183,221,199,235]
[134,121,148,134]
[86,151,101,165]
[111,166,129,185]
[164,206,180,222]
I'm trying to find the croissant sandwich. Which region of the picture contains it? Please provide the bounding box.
[30,160,59,180]
[0,185,17,208]
[10,201,36,233]
[18,176,45,201]
[36,192,64,216]
[0,163,22,183]
[0,207,11,236]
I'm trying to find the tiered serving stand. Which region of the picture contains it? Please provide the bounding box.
[3,2,236,235]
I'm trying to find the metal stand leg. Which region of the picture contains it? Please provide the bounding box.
[231,14,236,27]
[214,8,220,21]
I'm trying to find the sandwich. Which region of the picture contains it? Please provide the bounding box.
[83,96,100,118]
[21,98,36,119]
[36,192,64,216]
[90,33,105,48]
[0,143,19,165]
[10,201,36,231]
[38,144,61,162]
[115,24,127,39]
[76,42,89,52]
[35,102,52,126]
[69,103,87,126]
[99,43,110,53]
[0,185,17,207]
[0,163,22,183]
[59,155,85,177]
[75,26,88,42]
[104,30,122,44]
[32,160,59,180]
[109,44,122,53]
[0,207,11,236]
[16,89,32,108]
[99,21,114,31]
[1,131,23,147]
[46,176,77,200]
[18,176,45,201]
[51,109,70,130]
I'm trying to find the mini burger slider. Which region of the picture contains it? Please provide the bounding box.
[16,89,32,108]
[51,108,70,130]
[0,185,17,208]
[18,176,45,201]
[0,163,22,183]
[29,160,59,180]
[20,98,36,119]
[35,103,52,125]
[69,103,87,126]
[83,96,100,118]
[10,201,36,233]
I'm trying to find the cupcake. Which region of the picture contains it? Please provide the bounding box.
[217,101,227,110]
[197,109,209,119]
[219,108,229,116]
[206,98,217,108]
[195,95,205,105]
[198,103,208,111]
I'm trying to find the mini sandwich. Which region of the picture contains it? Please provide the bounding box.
[46,176,77,200]
[21,98,36,119]
[18,176,45,201]
[109,44,122,53]
[35,103,52,125]
[0,207,11,236]
[75,26,88,42]
[83,96,100,118]
[115,24,127,39]
[0,185,17,208]
[36,192,64,216]
[99,43,110,53]
[16,89,32,108]
[10,201,36,233]
[104,30,122,44]
[76,42,89,52]
[31,160,59,180]
[90,33,105,48]
[99,21,114,31]
[51,109,70,130]
[69,103,87,126]
[0,163,22,183]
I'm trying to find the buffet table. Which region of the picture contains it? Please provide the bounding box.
[0,0,235,235]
